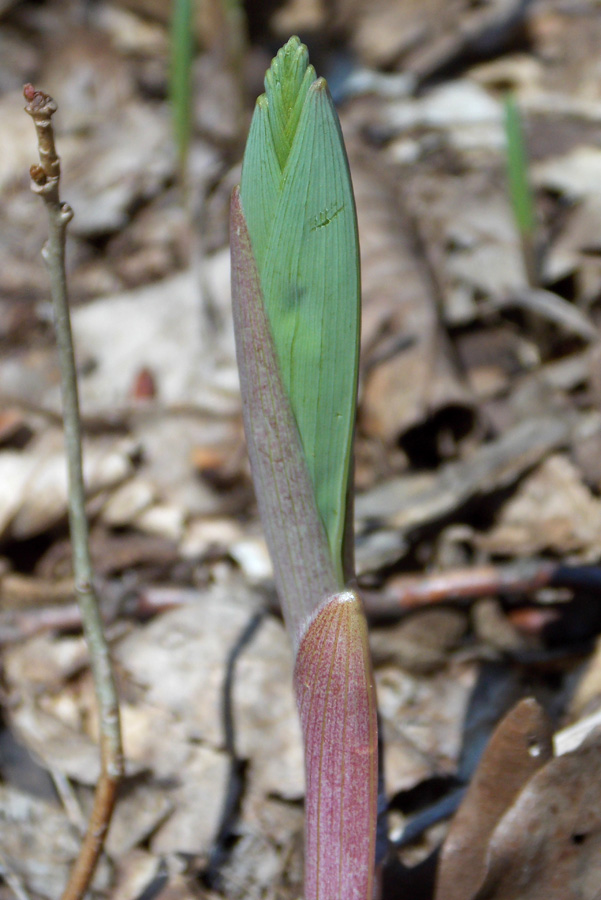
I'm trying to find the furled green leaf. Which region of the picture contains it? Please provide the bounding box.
[232,42,378,900]
[230,188,338,647]
[239,36,360,584]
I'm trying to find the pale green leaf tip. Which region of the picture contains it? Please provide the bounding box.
[266,35,314,97]
[262,36,318,170]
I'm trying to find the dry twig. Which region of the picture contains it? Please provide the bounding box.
[362,559,601,623]
[23,84,123,900]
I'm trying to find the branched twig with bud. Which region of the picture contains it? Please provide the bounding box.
[24,84,123,900]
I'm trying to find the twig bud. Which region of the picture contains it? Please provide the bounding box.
[29,164,47,186]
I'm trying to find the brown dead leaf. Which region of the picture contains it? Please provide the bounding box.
[569,636,601,722]
[405,170,527,328]
[0,572,74,609]
[0,408,28,445]
[370,608,468,673]
[345,142,474,447]
[355,414,573,573]
[60,103,173,238]
[0,429,134,541]
[405,0,532,83]
[111,850,161,900]
[149,745,229,857]
[377,661,475,798]
[435,698,553,900]
[343,0,530,78]
[349,0,443,69]
[0,783,111,900]
[474,732,601,900]
[67,267,238,413]
[4,634,88,690]
[271,0,326,35]
[539,194,601,296]
[106,781,173,859]
[110,0,171,25]
[9,701,138,787]
[477,454,601,560]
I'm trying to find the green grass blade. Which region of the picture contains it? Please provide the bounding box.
[240,37,360,583]
[169,0,194,177]
[504,93,536,240]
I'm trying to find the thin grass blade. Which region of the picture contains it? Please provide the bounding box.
[169,0,194,176]
[504,94,535,239]
[504,93,538,286]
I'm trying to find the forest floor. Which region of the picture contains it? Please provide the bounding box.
[2,1,601,898]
